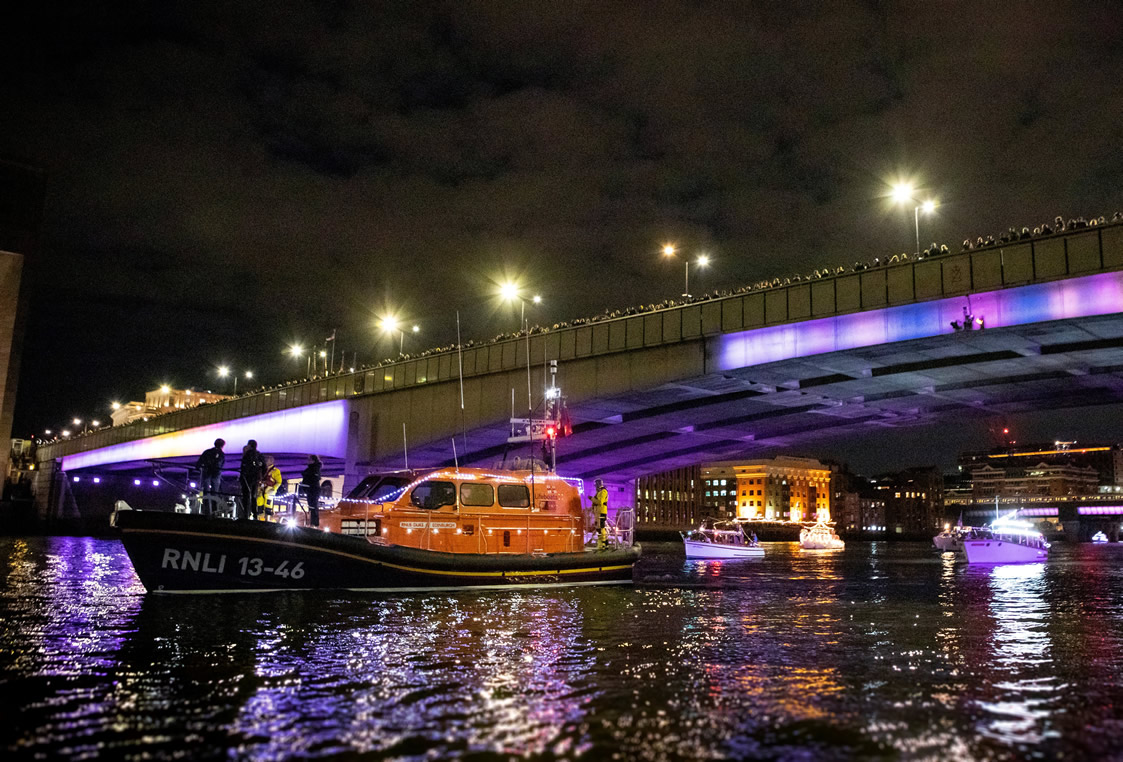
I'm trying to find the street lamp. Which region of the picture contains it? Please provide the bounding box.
[890,182,938,255]
[499,283,542,411]
[288,344,309,377]
[662,244,709,298]
[379,315,417,356]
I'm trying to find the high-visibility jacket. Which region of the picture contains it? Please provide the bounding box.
[592,486,609,520]
[260,466,283,508]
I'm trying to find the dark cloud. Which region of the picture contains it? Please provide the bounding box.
[3,0,1123,466]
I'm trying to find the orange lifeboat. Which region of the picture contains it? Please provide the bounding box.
[296,468,588,555]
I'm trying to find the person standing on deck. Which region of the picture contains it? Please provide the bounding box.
[593,478,609,550]
[194,438,225,516]
[260,455,282,520]
[239,440,265,520]
[302,454,322,527]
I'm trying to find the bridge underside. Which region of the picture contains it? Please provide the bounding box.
[396,314,1123,481]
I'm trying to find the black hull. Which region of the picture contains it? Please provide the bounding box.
[112,509,641,594]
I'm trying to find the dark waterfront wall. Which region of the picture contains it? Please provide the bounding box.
[0,159,43,491]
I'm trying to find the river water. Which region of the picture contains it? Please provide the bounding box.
[2,536,1122,761]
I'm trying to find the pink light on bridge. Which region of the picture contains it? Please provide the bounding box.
[60,400,350,471]
[1078,506,1123,515]
[718,271,1123,371]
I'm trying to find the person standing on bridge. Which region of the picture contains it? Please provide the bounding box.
[194,438,225,516]
[239,439,265,520]
[301,454,322,527]
[593,478,609,550]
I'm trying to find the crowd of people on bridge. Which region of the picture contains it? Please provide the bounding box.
[53,207,1123,443]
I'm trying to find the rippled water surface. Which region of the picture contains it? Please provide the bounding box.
[4,537,1123,760]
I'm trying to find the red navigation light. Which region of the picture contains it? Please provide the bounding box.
[545,425,557,439]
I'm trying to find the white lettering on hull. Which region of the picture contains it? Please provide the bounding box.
[160,548,228,574]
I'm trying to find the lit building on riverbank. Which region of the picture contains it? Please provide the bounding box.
[635,456,831,529]
[110,387,231,426]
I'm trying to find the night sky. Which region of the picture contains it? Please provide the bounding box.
[3,1,1123,474]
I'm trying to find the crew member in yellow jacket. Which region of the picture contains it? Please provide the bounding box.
[259,455,283,520]
[592,478,609,550]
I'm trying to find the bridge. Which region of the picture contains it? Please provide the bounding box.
[33,223,1123,520]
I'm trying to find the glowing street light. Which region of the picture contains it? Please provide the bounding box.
[379,315,418,355]
[889,181,938,255]
[288,344,310,377]
[218,366,251,394]
[662,244,709,298]
[499,283,542,411]
[111,401,121,410]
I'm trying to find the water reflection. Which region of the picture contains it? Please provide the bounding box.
[4,537,1123,759]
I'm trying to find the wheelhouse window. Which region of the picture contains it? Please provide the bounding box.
[410,481,456,510]
[460,483,494,507]
[497,484,531,508]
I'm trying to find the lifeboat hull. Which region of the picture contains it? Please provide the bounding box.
[112,509,640,594]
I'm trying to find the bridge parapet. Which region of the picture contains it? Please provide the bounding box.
[37,224,1123,465]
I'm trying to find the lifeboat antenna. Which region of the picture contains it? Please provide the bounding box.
[452,436,459,473]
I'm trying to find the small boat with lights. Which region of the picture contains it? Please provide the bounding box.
[962,513,1049,565]
[681,519,764,560]
[1092,531,1109,544]
[933,522,981,552]
[799,519,845,550]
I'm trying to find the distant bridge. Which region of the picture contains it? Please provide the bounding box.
[34,223,1123,518]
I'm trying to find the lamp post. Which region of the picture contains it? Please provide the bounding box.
[890,183,938,255]
[662,244,710,298]
[379,316,419,356]
[288,344,308,377]
[499,283,542,411]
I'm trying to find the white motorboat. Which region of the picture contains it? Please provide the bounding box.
[799,519,845,550]
[1092,531,1109,543]
[962,513,1049,564]
[933,523,982,552]
[682,520,765,559]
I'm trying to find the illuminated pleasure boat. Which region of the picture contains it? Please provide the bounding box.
[962,513,1049,565]
[799,519,845,550]
[112,465,641,593]
[682,520,764,559]
[933,523,982,552]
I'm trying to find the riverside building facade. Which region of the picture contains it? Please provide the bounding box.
[635,456,832,529]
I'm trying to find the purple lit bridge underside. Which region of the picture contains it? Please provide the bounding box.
[61,271,1123,485]
[715,270,1123,371]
